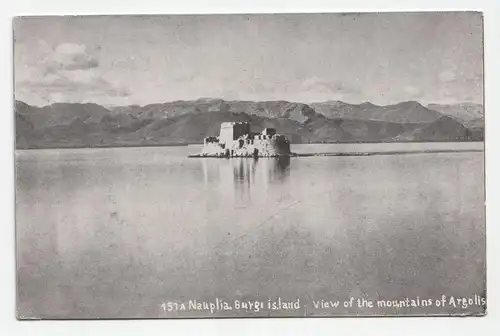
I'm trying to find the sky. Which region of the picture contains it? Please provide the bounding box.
[14,12,484,107]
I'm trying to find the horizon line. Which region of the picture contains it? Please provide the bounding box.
[14,98,484,109]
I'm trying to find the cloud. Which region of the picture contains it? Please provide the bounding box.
[439,70,457,83]
[49,43,99,71]
[18,69,130,103]
[403,85,422,99]
[302,77,360,95]
[15,41,130,105]
[23,71,129,96]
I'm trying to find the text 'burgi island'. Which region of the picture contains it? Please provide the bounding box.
[161,297,301,314]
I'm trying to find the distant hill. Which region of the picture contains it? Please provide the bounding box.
[393,116,472,142]
[15,99,484,149]
[427,103,484,122]
[111,98,317,123]
[116,98,447,124]
[310,100,443,123]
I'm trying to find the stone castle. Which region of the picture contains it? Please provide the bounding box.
[198,122,292,157]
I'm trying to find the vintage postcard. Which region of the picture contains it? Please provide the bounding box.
[14,12,485,319]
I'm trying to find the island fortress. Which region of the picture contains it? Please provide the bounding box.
[198,122,292,157]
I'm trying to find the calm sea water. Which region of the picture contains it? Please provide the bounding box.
[16,143,485,318]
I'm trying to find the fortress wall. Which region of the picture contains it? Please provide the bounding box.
[200,141,290,157]
[200,142,225,156]
[200,125,291,157]
[224,138,291,157]
[233,123,251,139]
[219,122,252,145]
[219,123,235,144]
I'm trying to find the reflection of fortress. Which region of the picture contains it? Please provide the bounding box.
[201,156,291,204]
[199,122,291,157]
[232,156,291,185]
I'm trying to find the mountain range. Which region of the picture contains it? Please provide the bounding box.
[15,99,484,149]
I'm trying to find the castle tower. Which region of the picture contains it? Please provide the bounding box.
[219,122,251,145]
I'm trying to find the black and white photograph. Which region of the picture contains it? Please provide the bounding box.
[14,12,486,319]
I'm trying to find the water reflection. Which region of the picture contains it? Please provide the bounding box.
[270,156,291,183]
[201,157,291,204]
[16,147,485,318]
[202,157,290,184]
[233,158,258,186]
